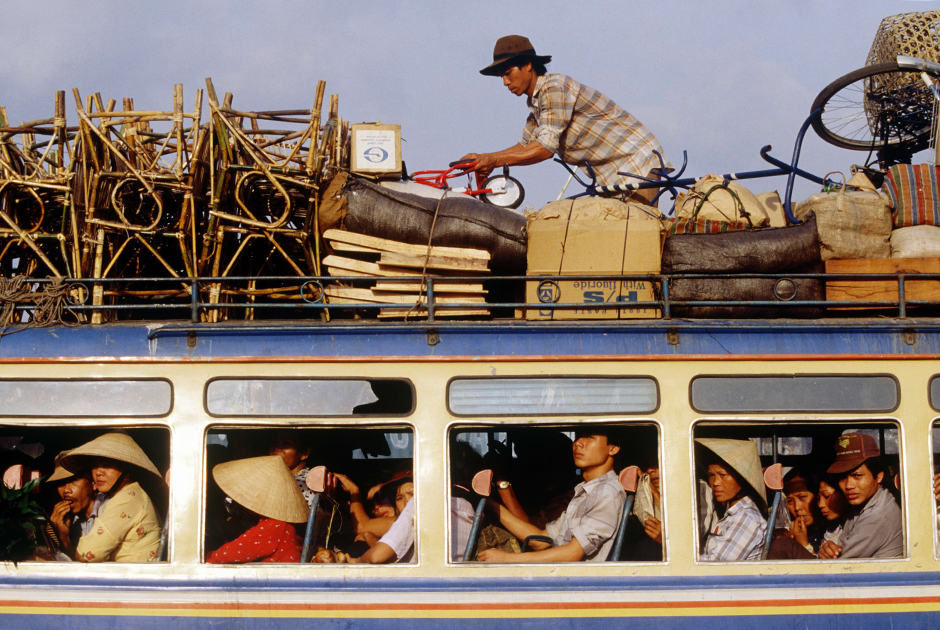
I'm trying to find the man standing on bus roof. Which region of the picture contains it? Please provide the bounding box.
[460,35,672,205]
[817,433,902,560]
[478,427,626,562]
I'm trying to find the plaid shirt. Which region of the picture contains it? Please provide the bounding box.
[521,74,672,188]
[700,496,766,562]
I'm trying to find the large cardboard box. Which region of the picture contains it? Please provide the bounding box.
[350,123,401,178]
[525,199,663,320]
[825,257,940,308]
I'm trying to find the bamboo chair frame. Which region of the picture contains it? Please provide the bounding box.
[198,78,342,321]
[0,91,78,279]
[72,86,207,322]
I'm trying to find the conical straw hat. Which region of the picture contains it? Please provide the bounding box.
[212,455,309,524]
[48,465,79,484]
[65,432,161,479]
[695,438,767,509]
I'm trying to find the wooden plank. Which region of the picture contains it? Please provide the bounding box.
[825,258,940,307]
[375,280,487,294]
[330,241,381,254]
[326,266,373,278]
[378,307,490,318]
[323,255,421,278]
[372,290,486,304]
[380,251,489,272]
[325,285,485,305]
[324,229,490,261]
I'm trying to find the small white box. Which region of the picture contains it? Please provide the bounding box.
[350,123,401,177]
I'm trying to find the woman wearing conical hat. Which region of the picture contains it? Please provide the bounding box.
[65,433,164,563]
[696,438,768,562]
[206,455,309,564]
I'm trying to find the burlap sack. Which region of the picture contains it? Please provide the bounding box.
[318,171,349,236]
[794,179,892,261]
[891,225,940,258]
[474,524,521,559]
[675,174,770,227]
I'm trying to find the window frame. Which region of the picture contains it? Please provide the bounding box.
[202,376,416,418]
[445,417,666,566]
[200,420,418,566]
[690,416,908,565]
[688,373,901,414]
[0,377,174,418]
[446,375,661,418]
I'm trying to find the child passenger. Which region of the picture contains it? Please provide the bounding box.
[206,455,309,564]
[696,438,768,562]
[346,473,415,564]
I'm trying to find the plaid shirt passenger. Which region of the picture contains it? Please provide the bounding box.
[700,495,766,562]
[521,74,672,189]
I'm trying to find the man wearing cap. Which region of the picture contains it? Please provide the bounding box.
[47,462,97,560]
[477,428,626,563]
[818,433,902,560]
[461,35,671,204]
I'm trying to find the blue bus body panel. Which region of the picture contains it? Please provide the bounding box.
[2,320,940,359]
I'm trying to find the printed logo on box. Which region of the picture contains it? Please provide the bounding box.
[363,147,388,163]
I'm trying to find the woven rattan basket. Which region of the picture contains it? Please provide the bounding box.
[868,11,940,66]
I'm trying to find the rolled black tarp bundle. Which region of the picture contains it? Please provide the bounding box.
[342,177,527,275]
[661,212,824,318]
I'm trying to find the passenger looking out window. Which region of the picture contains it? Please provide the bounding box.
[47,459,97,561]
[478,427,626,563]
[64,432,165,563]
[345,473,415,564]
[334,471,404,551]
[767,468,824,559]
[206,455,308,564]
[696,438,768,562]
[817,476,849,548]
[269,431,314,506]
[817,433,902,559]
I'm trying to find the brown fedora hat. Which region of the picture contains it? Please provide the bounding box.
[480,35,552,76]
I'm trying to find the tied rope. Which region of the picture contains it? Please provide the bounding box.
[404,192,447,322]
[0,275,79,338]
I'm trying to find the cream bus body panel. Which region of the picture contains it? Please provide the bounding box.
[0,355,937,628]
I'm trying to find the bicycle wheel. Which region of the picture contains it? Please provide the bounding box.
[811,60,940,151]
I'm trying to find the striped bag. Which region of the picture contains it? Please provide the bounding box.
[883,164,940,228]
[664,217,749,236]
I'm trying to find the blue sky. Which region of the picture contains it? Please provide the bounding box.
[2,0,938,209]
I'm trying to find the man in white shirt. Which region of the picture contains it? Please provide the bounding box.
[478,427,626,562]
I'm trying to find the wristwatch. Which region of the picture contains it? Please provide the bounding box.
[497,480,512,490]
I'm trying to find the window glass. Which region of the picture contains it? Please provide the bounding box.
[693,421,903,563]
[204,426,414,565]
[449,422,662,563]
[690,375,899,413]
[0,426,170,563]
[205,378,413,417]
[448,377,659,416]
[930,376,940,411]
[0,379,172,417]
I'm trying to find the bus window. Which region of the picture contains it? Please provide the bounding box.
[205,378,414,417]
[0,379,172,417]
[690,375,899,413]
[449,422,662,564]
[0,426,170,564]
[204,425,415,565]
[932,421,940,557]
[447,377,659,416]
[693,422,903,563]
